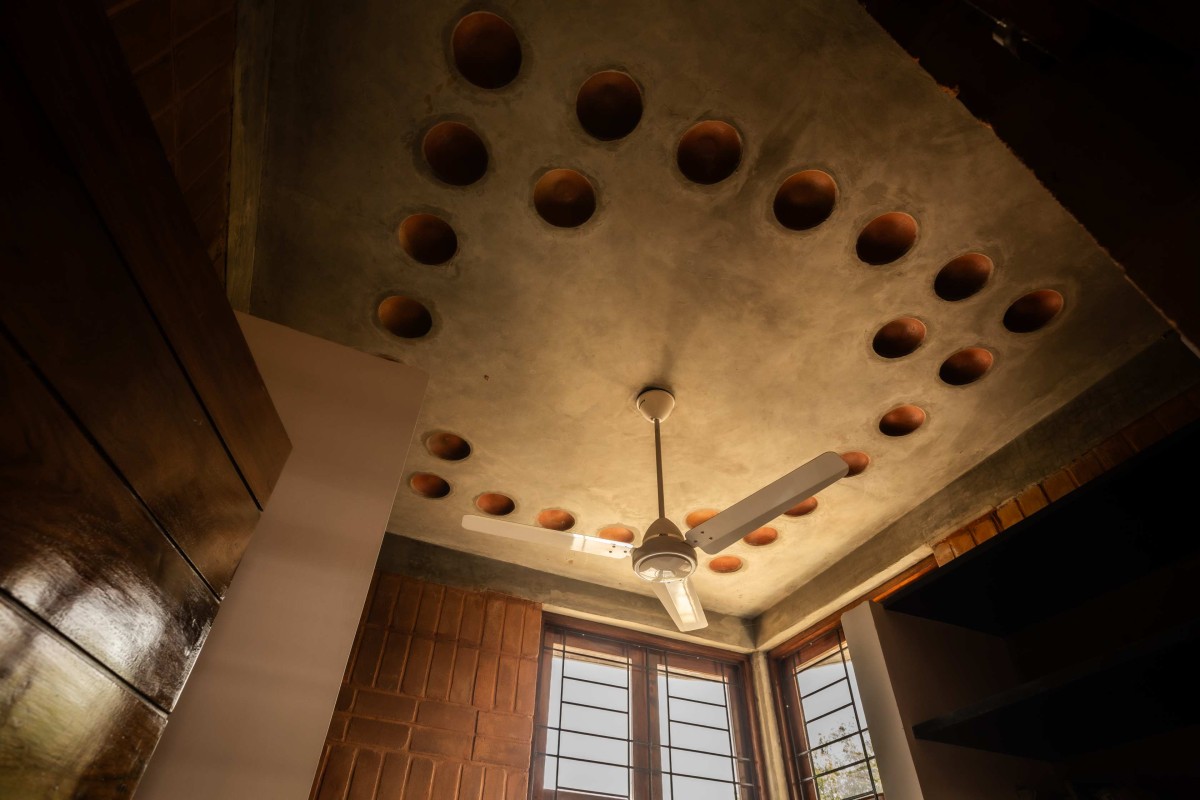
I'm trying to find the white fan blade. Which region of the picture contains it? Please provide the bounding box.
[651,578,708,632]
[685,451,849,554]
[462,515,633,559]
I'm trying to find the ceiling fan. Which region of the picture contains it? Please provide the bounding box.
[461,388,849,632]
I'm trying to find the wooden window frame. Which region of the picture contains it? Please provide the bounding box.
[533,613,766,799]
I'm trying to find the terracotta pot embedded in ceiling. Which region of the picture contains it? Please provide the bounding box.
[598,525,635,543]
[784,497,818,517]
[873,317,926,358]
[378,295,433,338]
[398,214,457,265]
[576,71,643,141]
[939,347,994,386]
[743,526,778,546]
[879,404,926,437]
[774,170,838,230]
[411,472,450,498]
[685,509,719,529]
[537,508,576,531]
[708,555,744,574]
[533,169,596,228]
[475,492,515,516]
[857,212,918,265]
[422,122,488,186]
[1004,290,1064,333]
[427,431,471,460]
[677,120,742,184]
[935,253,993,301]
[451,12,521,89]
[840,451,871,477]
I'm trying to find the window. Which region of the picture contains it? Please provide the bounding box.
[532,615,761,799]
[777,627,882,800]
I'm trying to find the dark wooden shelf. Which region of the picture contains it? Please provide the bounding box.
[884,420,1199,636]
[912,619,1200,760]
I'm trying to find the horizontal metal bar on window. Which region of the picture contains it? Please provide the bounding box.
[562,674,631,692]
[811,754,872,780]
[796,673,849,699]
[797,726,867,756]
[664,693,728,709]
[561,699,631,716]
[541,755,758,787]
[538,725,755,762]
[801,699,855,726]
[552,783,630,799]
[661,717,731,734]
[797,777,880,800]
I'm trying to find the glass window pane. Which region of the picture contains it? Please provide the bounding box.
[805,704,860,750]
[796,653,846,695]
[557,756,629,796]
[669,720,732,756]
[814,760,874,800]
[564,655,629,688]
[801,679,852,720]
[560,702,628,739]
[669,747,734,781]
[669,697,729,728]
[666,673,728,705]
[560,731,629,767]
[670,775,738,800]
[562,675,628,711]
[811,734,865,775]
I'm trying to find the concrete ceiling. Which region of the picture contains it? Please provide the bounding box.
[250,0,1168,621]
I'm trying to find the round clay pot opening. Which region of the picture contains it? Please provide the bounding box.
[939,347,994,386]
[774,170,838,231]
[708,555,744,574]
[411,472,450,498]
[422,122,488,186]
[743,527,778,546]
[398,214,457,265]
[840,451,871,477]
[784,497,818,517]
[427,431,471,460]
[677,120,742,185]
[576,71,643,141]
[451,12,521,89]
[378,296,433,339]
[1004,290,1064,333]
[533,169,596,228]
[857,212,918,265]
[879,405,926,437]
[598,525,636,544]
[935,253,993,301]
[475,492,515,516]
[537,508,576,531]
[873,317,926,359]
[685,509,719,529]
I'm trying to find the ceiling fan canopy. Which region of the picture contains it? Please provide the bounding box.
[461,387,848,632]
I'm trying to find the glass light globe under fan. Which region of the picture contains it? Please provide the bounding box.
[460,387,849,632]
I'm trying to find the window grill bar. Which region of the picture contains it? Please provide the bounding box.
[664,693,730,709]
[811,754,872,780]
[794,674,849,699]
[547,754,758,788]
[799,699,856,726]
[797,726,868,755]
[538,725,752,761]
[560,699,632,716]
[836,632,880,798]
[561,672,630,691]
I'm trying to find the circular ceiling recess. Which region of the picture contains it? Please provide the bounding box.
[872,316,926,358]
[411,472,450,498]
[773,170,838,231]
[397,214,457,265]
[939,347,994,386]
[743,526,778,546]
[451,12,521,89]
[857,212,918,265]
[784,497,818,517]
[533,169,596,227]
[841,451,871,476]
[935,253,993,301]
[576,71,643,141]
[378,295,433,338]
[537,508,576,531]
[708,555,744,574]
[879,404,926,437]
[677,120,742,184]
[1004,290,1064,333]
[422,122,488,186]
[598,525,636,543]
[685,509,719,529]
[426,431,471,460]
[475,492,515,516]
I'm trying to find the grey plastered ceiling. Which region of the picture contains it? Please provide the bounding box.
[251,0,1169,622]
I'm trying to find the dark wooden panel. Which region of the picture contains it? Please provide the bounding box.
[0,334,218,710]
[0,0,291,508]
[0,62,259,596]
[0,597,167,798]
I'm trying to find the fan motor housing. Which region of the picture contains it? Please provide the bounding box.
[632,518,697,582]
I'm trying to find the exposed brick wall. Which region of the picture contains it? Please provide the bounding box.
[103,0,236,283]
[931,384,1200,566]
[311,574,542,800]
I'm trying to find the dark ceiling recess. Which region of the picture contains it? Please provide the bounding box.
[422,121,489,186]
[880,404,926,436]
[598,525,636,543]
[576,71,643,141]
[773,170,838,231]
[377,295,433,338]
[398,213,457,265]
[857,211,918,265]
[1004,289,1063,333]
[451,11,522,89]
[411,472,451,498]
[427,431,471,460]
[537,508,576,531]
[939,347,995,385]
[935,253,994,301]
[860,0,1200,346]
[873,316,927,358]
[476,492,515,516]
[533,169,597,227]
[676,120,742,184]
